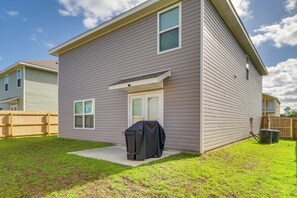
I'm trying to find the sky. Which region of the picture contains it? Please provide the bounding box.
[0,0,296,111]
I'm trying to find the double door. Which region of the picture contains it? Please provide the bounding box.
[129,91,163,126]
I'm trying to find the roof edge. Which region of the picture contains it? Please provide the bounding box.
[210,0,268,76]
[263,93,281,104]
[49,0,159,56]
[0,61,58,76]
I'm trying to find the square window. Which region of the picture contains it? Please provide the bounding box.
[74,99,95,129]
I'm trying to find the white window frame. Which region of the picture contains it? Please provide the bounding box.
[16,69,22,88]
[73,99,95,130]
[128,90,164,127]
[246,55,250,80]
[157,3,182,54]
[4,75,9,92]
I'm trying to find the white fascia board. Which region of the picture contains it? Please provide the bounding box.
[20,62,58,73]
[0,61,57,76]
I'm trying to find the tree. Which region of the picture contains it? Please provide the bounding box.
[284,107,297,118]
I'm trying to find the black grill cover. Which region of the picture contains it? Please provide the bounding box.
[124,121,166,160]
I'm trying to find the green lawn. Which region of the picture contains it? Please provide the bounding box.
[0,137,296,197]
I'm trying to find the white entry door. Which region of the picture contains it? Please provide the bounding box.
[128,91,163,126]
[10,105,18,111]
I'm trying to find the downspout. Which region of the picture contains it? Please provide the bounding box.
[199,0,205,154]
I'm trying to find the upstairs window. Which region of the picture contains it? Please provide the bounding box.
[4,75,9,92]
[246,56,250,80]
[16,70,22,88]
[158,3,181,54]
[74,99,95,129]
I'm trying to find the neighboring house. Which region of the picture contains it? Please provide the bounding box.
[0,60,58,111]
[262,93,281,117]
[50,0,267,153]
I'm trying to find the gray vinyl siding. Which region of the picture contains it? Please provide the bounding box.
[202,0,262,151]
[59,0,201,151]
[24,67,58,112]
[0,68,24,110]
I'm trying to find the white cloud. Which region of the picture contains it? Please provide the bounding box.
[284,0,297,12]
[57,0,146,29]
[30,28,54,48]
[263,58,297,111]
[35,27,45,34]
[230,0,252,19]
[42,41,55,48]
[250,14,297,48]
[6,10,19,17]
[30,34,37,42]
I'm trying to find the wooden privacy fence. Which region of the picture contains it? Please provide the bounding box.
[262,116,297,139]
[0,111,58,138]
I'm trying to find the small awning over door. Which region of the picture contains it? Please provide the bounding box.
[109,70,171,92]
[0,97,19,105]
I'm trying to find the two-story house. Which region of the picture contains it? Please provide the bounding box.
[50,0,268,153]
[0,60,58,112]
[262,93,281,117]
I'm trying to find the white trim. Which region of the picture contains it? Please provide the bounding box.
[23,66,26,111]
[157,2,182,55]
[4,75,9,92]
[128,90,164,127]
[199,0,205,154]
[16,69,22,88]
[49,0,159,55]
[73,99,95,130]
[20,62,58,73]
[109,70,171,90]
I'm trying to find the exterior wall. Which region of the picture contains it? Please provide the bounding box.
[25,67,58,112]
[0,68,24,110]
[202,0,263,151]
[59,0,201,151]
[275,101,280,116]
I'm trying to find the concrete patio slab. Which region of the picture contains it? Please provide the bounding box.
[69,146,180,167]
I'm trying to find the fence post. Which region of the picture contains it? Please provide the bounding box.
[268,115,271,129]
[290,118,293,139]
[9,112,13,138]
[47,113,50,136]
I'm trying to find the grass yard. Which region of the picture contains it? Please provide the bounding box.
[0,137,129,197]
[0,137,296,197]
